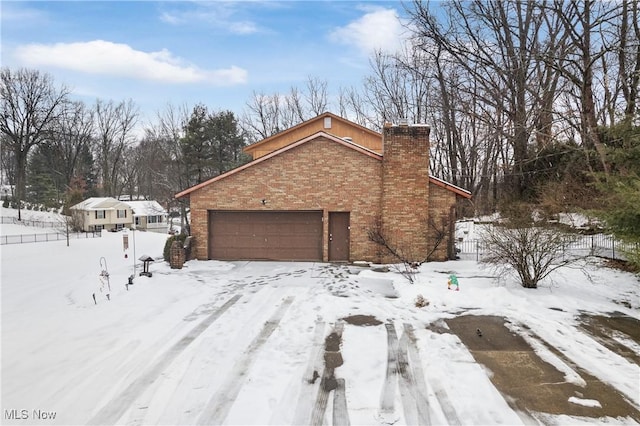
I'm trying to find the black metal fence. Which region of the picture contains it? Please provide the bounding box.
[0,216,60,228]
[456,233,638,262]
[0,215,101,245]
[1,231,102,245]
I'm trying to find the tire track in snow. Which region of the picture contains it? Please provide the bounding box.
[196,295,295,425]
[310,320,345,426]
[333,378,350,426]
[378,323,400,424]
[432,387,461,426]
[398,323,431,425]
[40,339,141,418]
[86,294,242,425]
[292,319,326,425]
[379,323,435,425]
[397,330,417,424]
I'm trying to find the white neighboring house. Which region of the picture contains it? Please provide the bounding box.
[123,200,168,233]
[70,197,133,232]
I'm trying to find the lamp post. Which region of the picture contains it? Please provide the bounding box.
[132,222,137,278]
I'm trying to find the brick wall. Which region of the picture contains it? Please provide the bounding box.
[189,137,383,261]
[428,182,457,261]
[380,124,431,263]
[186,123,464,264]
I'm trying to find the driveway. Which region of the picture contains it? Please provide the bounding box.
[2,258,639,425]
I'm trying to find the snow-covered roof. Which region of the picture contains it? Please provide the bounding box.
[71,197,131,211]
[124,200,167,217]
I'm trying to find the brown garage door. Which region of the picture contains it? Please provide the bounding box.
[209,211,323,261]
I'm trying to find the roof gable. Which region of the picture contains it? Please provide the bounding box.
[176,131,382,198]
[244,112,382,158]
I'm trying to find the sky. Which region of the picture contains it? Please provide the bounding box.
[1,1,413,130]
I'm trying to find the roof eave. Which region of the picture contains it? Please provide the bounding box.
[429,176,472,199]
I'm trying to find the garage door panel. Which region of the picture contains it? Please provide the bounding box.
[209,211,322,261]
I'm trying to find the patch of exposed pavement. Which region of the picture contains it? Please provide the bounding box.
[443,315,640,422]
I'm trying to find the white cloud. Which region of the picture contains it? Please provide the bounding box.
[159,11,182,25]
[329,8,406,54]
[14,40,248,86]
[1,3,49,23]
[160,3,260,35]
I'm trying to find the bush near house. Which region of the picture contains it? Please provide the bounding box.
[479,204,589,289]
[163,234,187,262]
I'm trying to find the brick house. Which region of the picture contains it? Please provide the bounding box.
[175,113,471,263]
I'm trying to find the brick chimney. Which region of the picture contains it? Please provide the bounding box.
[380,122,431,262]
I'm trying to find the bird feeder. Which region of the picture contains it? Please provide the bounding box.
[139,255,154,277]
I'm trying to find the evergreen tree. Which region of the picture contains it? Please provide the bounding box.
[596,123,640,269]
[180,105,248,185]
[181,104,211,185]
[27,135,97,207]
[76,143,98,197]
[27,144,64,207]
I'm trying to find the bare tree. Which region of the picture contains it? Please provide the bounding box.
[131,136,164,201]
[119,145,138,200]
[242,91,282,142]
[367,215,450,283]
[305,76,329,116]
[241,76,332,142]
[367,217,422,283]
[51,100,95,191]
[337,86,378,129]
[0,134,16,191]
[479,207,587,288]
[363,50,413,124]
[55,213,78,247]
[0,68,69,219]
[618,0,640,122]
[284,86,305,125]
[549,0,621,175]
[93,99,139,197]
[410,0,558,199]
[145,103,191,230]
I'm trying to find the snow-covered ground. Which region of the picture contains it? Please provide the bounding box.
[1,209,639,425]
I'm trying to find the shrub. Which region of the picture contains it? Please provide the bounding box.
[163,233,187,262]
[479,213,588,288]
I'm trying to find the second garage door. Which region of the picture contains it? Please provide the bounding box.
[209,211,323,261]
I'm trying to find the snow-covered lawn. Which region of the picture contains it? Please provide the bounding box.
[1,213,639,425]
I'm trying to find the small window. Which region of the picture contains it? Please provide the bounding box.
[95,210,105,219]
[117,209,127,218]
[324,117,332,129]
